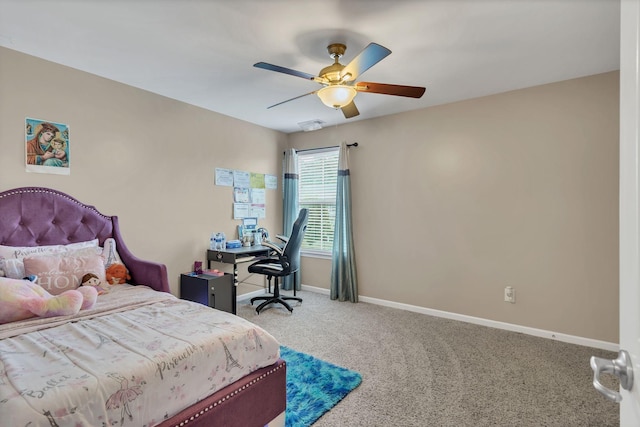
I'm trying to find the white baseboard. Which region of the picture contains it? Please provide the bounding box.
[238,289,269,300]
[297,284,619,352]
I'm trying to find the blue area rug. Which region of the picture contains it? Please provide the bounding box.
[280,345,362,427]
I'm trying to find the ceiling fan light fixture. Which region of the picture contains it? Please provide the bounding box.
[317,85,357,109]
[254,41,424,119]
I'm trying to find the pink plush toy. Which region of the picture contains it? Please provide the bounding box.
[0,277,98,324]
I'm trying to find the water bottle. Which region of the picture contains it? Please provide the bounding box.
[214,232,226,250]
[210,233,216,250]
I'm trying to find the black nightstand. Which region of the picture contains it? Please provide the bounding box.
[180,273,236,314]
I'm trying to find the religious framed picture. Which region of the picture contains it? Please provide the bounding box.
[25,117,70,175]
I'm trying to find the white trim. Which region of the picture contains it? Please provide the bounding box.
[238,288,270,300]
[298,284,619,352]
[619,0,640,421]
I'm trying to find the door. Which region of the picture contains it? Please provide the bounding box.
[592,1,640,425]
[619,0,640,424]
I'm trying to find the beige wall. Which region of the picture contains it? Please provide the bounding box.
[290,71,619,343]
[0,47,288,295]
[0,46,619,343]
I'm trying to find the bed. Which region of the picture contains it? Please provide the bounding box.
[0,186,286,427]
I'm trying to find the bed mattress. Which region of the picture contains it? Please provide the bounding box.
[0,285,280,427]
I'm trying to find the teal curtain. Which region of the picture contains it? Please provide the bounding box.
[331,142,358,302]
[282,148,300,291]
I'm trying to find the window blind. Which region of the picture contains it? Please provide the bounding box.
[297,148,339,253]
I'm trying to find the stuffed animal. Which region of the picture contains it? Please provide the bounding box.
[81,273,108,295]
[0,276,98,324]
[105,263,130,285]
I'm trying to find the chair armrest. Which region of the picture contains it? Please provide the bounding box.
[249,248,290,270]
[275,234,289,243]
[261,240,283,255]
[248,256,290,272]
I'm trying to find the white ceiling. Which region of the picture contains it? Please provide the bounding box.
[0,0,620,134]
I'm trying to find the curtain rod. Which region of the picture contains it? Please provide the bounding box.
[293,142,358,154]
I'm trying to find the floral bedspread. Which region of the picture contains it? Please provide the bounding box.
[0,285,280,427]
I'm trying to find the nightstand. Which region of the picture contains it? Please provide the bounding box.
[180,272,236,314]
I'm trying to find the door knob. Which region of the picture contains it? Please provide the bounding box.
[590,350,633,402]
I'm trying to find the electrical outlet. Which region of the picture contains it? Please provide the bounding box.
[504,286,515,303]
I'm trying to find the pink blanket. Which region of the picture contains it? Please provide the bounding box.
[0,285,281,427]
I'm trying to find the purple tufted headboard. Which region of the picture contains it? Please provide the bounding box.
[0,187,169,293]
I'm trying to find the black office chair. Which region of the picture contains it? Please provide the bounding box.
[248,208,308,314]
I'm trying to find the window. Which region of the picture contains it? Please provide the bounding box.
[297,148,339,254]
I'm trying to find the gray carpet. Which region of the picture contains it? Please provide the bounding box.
[238,290,619,427]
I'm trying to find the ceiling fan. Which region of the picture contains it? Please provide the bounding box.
[254,42,426,119]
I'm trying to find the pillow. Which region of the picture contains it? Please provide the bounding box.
[2,245,102,280]
[0,239,100,279]
[2,258,26,280]
[100,238,123,268]
[0,239,99,260]
[23,254,106,295]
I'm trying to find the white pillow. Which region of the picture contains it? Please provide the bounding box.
[2,258,28,280]
[0,239,100,279]
[100,238,123,268]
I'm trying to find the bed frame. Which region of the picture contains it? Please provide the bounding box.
[0,186,286,427]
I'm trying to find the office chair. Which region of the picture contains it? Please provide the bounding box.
[248,208,308,314]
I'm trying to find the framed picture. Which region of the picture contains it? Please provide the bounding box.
[25,117,70,175]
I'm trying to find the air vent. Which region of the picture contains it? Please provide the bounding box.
[298,120,325,132]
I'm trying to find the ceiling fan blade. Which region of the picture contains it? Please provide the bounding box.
[355,82,426,98]
[254,62,316,80]
[267,91,317,109]
[340,43,391,81]
[341,101,360,119]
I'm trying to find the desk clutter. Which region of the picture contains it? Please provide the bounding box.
[210,232,226,250]
[226,240,242,248]
[185,266,226,277]
[210,221,270,250]
[185,268,225,277]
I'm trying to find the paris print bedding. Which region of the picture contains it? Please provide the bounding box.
[0,285,280,427]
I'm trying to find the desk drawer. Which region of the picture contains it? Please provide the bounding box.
[207,250,237,264]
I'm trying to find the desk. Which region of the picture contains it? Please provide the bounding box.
[207,245,274,286]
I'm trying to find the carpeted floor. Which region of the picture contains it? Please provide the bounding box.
[238,290,619,427]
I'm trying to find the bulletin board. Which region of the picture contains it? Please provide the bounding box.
[214,168,277,219]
